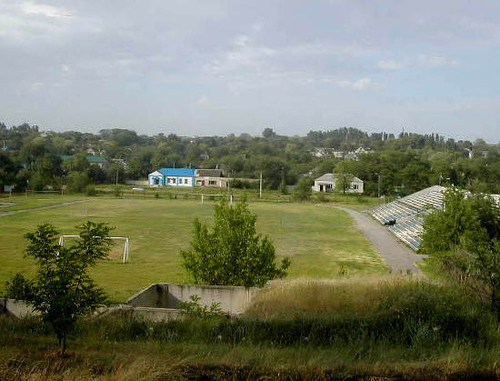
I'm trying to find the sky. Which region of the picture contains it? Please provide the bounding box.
[0,1,499,142]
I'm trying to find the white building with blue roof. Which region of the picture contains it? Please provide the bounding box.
[148,168,197,187]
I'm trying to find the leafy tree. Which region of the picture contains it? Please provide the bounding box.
[262,128,276,138]
[421,188,500,315]
[5,222,112,353]
[0,152,18,187]
[67,171,91,193]
[293,177,313,201]
[334,161,354,194]
[181,198,290,287]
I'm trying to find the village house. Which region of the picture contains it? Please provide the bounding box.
[312,173,364,193]
[148,168,196,187]
[195,169,228,187]
[311,147,373,161]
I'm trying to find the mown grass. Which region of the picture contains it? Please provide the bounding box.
[0,193,85,212]
[0,197,387,302]
[1,277,498,380]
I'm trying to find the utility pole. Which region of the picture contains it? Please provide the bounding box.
[377,174,381,199]
[259,171,263,199]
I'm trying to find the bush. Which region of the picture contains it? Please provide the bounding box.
[85,184,97,196]
[181,198,290,287]
[293,177,312,201]
[113,186,123,197]
[231,179,258,189]
[5,222,113,354]
[314,192,329,203]
[178,295,223,319]
[67,171,90,193]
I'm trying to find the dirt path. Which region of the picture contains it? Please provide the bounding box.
[0,199,92,218]
[336,206,423,275]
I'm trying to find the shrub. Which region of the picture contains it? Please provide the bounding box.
[5,222,113,354]
[178,295,223,319]
[67,171,90,193]
[85,184,97,196]
[181,198,290,287]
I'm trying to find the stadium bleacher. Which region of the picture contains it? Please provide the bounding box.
[370,185,446,251]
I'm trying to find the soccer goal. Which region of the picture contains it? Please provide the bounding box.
[58,235,131,263]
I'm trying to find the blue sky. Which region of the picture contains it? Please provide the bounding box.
[0,0,499,141]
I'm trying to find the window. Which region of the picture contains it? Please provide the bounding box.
[209,180,216,185]
[353,184,358,189]
[184,179,188,184]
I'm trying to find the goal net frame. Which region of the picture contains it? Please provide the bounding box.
[58,235,130,263]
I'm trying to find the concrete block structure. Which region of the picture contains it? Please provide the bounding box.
[125,283,260,316]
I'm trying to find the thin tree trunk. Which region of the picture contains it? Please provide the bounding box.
[62,335,66,355]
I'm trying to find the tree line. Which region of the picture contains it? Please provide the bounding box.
[1,122,499,196]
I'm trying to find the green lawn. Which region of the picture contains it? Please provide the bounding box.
[0,198,387,302]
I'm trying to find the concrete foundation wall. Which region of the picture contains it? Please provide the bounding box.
[103,305,184,322]
[0,299,35,319]
[126,283,260,315]
[2,283,261,322]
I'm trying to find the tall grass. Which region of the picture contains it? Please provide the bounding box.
[64,277,497,354]
[1,276,499,379]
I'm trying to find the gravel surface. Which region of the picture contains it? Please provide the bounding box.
[336,206,424,275]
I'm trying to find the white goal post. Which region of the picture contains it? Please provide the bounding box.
[58,235,130,263]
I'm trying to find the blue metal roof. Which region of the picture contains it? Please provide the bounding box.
[156,168,196,177]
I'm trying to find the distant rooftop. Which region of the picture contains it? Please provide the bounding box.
[196,169,224,177]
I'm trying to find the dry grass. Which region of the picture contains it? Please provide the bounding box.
[1,342,499,380]
[245,275,409,318]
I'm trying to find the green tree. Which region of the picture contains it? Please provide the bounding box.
[293,177,313,201]
[334,161,354,194]
[5,221,112,353]
[421,188,500,315]
[67,171,91,193]
[181,198,290,287]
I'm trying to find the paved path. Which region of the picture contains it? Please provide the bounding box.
[336,206,423,275]
[0,199,92,218]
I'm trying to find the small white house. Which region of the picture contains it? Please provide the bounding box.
[148,168,196,187]
[312,173,364,193]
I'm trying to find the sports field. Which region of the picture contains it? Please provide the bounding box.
[0,197,387,302]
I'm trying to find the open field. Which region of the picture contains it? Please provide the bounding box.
[0,197,387,302]
[0,193,86,212]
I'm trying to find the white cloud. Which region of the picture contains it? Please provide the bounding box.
[206,37,276,78]
[417,54,460,68]
[0,1,80,42]
[377,54,460,70]
[337,77,373,90]
[377,60,407,70]
[21,2,72,18]
[286,42,373,57]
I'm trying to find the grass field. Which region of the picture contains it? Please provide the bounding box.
[0,197,387,302]
[0,193,85,212]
